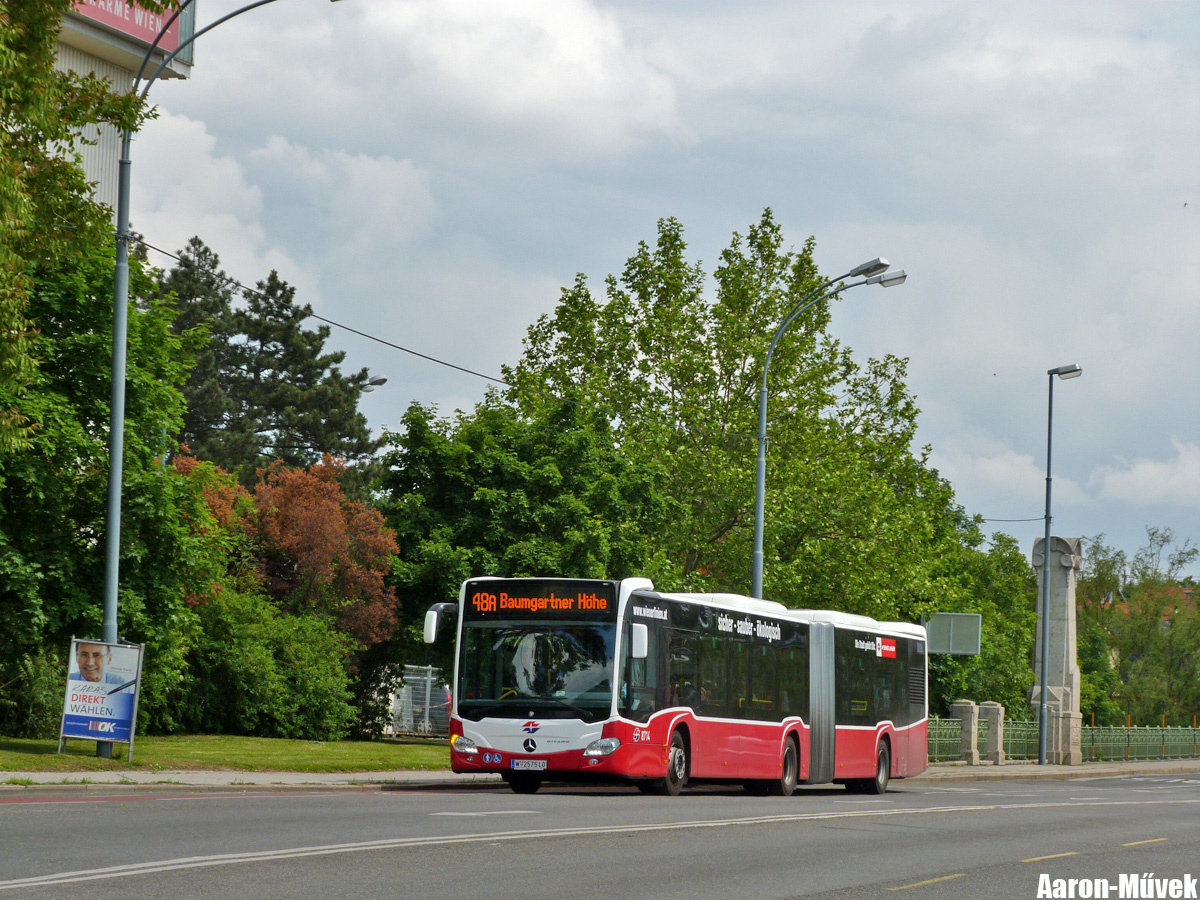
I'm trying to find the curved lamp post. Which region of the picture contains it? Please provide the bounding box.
[100,0,344,755]
[750,260,907,599]
[1037,362,1082,764]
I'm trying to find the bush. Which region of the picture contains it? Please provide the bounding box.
[0,650,66,738]
[177,588,357,741]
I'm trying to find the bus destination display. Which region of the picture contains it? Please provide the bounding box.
[463,579,618,621]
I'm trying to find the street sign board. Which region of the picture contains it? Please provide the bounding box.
[925,612,982,655]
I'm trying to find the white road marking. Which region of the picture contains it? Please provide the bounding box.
[921,787,983,793]
[429,811,540,817]
[5,797,1200,891]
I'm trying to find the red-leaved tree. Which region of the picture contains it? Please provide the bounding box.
[253,455,400,648]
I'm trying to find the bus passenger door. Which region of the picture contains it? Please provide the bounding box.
[806,622,835,784]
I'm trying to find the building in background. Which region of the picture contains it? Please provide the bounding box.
[55,1,196,212]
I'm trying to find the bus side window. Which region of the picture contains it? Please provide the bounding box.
[729,640,749,718]
[666,629,700,709]
[749,645,778,718]
[698,637,724,716]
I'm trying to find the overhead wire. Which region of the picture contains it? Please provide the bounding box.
[131,235,760,442]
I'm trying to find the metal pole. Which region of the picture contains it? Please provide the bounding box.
[98,145,133,761]
[752,377,771,600]
[423,666,433,733]
[99,0,301,755]
[752,274,869,598]
[1038,373,1055,765]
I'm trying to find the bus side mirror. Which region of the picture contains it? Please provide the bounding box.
[630,623,649,660]
[424,603,457,644]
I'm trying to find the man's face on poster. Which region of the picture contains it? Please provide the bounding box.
[76,643,110,682]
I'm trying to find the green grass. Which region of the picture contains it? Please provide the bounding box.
[0,734,451,773]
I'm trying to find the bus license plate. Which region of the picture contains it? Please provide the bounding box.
[511,759,547,771]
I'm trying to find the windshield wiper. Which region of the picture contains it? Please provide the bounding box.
[529,696,594,718]
[460,697,597,720]
[458,702,521,719]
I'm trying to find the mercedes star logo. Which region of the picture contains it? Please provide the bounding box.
[523,738,537,753]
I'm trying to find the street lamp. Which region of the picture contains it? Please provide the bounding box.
[1038,362,1083,765]
[100,0,345,756]
[750,259,907,599]
[361,376,388,393]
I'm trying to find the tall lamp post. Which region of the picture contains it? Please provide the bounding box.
[751,259,907,599]
[1038,362,1083,765]
[100,0,344,757]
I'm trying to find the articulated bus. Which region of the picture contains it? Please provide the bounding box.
[423,577,927,796]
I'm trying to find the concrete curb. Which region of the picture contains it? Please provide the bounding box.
[4,758,1199,793]
[908,760,1200,783]
[0,772,505,793]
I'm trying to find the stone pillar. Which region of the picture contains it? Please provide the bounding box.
[949,699,979,765]
[980,701,1006,765]
[1030,536,1083,764]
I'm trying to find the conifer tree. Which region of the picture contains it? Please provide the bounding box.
[157,245,380,482]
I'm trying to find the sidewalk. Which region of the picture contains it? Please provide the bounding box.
[5,757,1200,791]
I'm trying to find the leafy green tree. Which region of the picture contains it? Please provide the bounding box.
[926,530,1037,716]
[377,396,674,673]
[1112,529,1199,725]
[506,210,961,621]
[1075,534,1128,726]
[1079,529,1200,726]
[0,0,152,450]
[0,242,206,736]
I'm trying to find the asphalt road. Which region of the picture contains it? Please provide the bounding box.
[4,774,1200,899]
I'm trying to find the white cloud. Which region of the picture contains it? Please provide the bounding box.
[1093,440,1200,508]
[131,111,314,299]
[249,137,438,261]
[930,439,1089,520]
[356,0,682,153]
[136,1,1200,573]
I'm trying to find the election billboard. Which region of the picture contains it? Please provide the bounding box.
[59,638,145,759]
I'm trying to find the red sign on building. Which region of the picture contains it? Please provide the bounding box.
[71,1,180,53]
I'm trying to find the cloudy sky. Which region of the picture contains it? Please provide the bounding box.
[134,1,1200,577]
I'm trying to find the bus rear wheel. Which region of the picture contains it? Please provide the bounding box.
[768,738,799,797]
[508,773,543,794]
[864,744,890,795]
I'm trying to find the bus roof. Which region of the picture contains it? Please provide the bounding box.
[653,591,790,616]
[794,610,926,639]
[641,588,925,640]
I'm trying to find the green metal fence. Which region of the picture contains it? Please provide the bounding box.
[928,717,1200,763]
[1084,725,1200,761]
[928,717,962,762]
[1004,720,1041,761]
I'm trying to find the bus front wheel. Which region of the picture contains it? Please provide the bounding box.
[660,731,688,796]
[509,773,542,794]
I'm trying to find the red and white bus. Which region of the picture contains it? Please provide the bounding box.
[424,577,927,795]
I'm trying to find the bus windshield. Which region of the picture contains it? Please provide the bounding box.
[457,621,616,723]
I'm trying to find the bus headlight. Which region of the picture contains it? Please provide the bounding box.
[451,734,479,756]
[583,737,621,757]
